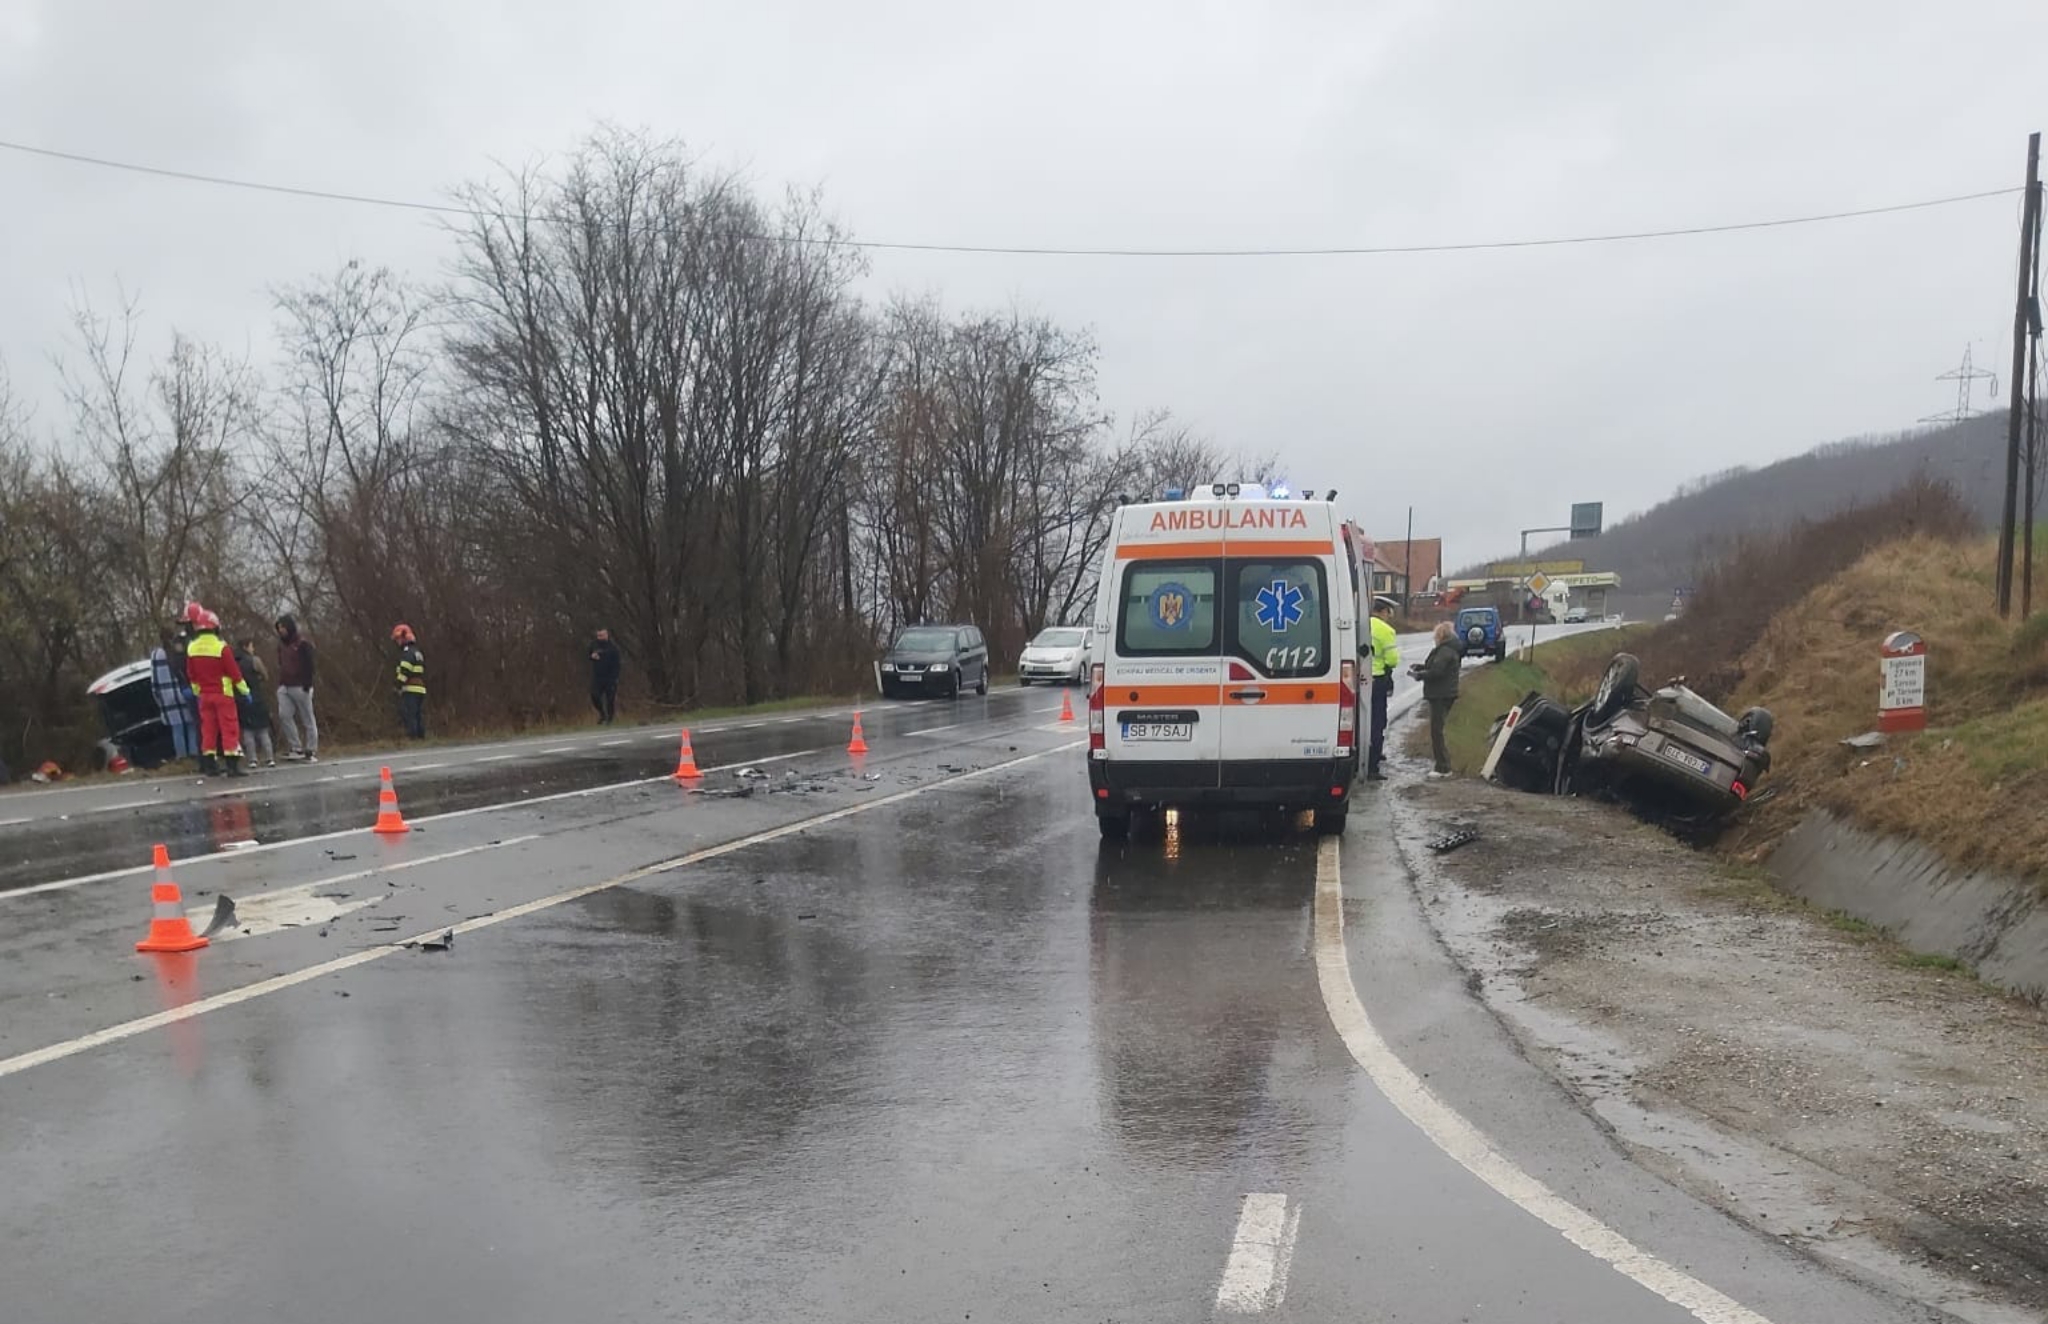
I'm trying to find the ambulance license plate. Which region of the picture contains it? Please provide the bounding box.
[1122,722,1193,742]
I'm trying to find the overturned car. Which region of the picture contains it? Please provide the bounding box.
[1486,653,1773,829]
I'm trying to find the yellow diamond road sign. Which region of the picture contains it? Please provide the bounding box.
[1526,571,1551,595]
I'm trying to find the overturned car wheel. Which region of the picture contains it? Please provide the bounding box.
[1586,653,1641,727]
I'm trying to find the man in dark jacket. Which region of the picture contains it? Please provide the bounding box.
[588,628,622,724]
[274,614,319,762]
[235,638,278,767]
[1410,621,1463,779]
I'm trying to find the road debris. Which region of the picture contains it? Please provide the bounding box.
[403,930,455,952]
[1427,828,1479,854]
[196,895,238,939]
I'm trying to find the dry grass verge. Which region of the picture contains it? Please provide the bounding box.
[1721,534,2048,883]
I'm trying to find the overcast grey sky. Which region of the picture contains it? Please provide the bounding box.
[2,0,2043,570]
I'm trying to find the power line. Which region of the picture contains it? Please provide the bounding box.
[0,135,2023,259]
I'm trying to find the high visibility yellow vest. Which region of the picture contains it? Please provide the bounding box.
[1369,615,1400,677]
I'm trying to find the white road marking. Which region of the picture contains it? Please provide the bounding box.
[907,723,964,738]
[204,886,383,938]
[0,744,1082,1081]
[599,739,629,747]
[0,817,30,828]
[540,747,577,756]
[406,762,451,772]
[2,749,827,900]
[1313,837,1775,1324]
[739,722,767,729]
[1215,1193,1301,1313]
[474,754,518,764]
[188,837,537,941]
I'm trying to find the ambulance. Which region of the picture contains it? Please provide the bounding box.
[1084,482,1369,838]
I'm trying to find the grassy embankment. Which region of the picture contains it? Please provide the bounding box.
[1718,535,2048,883]
[1430,512,2048,887]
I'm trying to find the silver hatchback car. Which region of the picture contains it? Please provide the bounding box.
[1017,626,1090,685]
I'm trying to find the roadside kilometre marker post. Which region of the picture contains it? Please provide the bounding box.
[1879,631,1928,733]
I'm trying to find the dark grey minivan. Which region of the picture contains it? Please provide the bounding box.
[879,625,990,699]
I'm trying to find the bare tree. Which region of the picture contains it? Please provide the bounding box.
[61,296,252,638]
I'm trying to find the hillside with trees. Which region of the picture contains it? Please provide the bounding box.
[0,128,1242,774]
[1472,412,2016,615]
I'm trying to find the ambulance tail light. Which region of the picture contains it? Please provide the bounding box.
[1337,659,1357,751]
[1088,664,1106,752]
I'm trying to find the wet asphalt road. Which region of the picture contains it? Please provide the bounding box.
[2,634,1928,1323]
[0,692,1036,894]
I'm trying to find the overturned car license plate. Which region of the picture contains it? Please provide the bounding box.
[1663,745,1714,776]
[1122,722,1193,742]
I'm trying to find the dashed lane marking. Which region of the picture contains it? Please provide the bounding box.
[1215,1193,1300,1313]
[0,745,1082,1081]
[2,748,826,900]
[1314,837,1774,1324]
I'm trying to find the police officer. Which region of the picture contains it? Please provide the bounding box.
[1365,596,1401,781]
[391,623,427,739]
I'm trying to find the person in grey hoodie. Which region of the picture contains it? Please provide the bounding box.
[1410,621,1463,778]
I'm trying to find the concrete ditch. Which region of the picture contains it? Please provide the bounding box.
[1768,810,2048,997]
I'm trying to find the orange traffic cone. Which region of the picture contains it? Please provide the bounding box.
[1058,690,1076,725]
[372,766,410,834]
[847,711,870,756]
[135,844,209,953]
[673,729,702,781]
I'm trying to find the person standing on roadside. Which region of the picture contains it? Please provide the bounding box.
[151,624,200,764]
[183,607,249,777]
[273,614,319,762]
[1411,620,1463,779]
[587,628,622,725]
[1364,596,1401,781]
[392,623,427,739]
[234,637,278,767]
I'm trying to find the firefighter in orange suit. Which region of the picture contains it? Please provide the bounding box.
[183,605,250,778]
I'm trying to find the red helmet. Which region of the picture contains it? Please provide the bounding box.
[181,601,208,626]
[196,609,221,631]
[391,623,415,644]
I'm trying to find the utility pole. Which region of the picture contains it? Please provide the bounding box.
[2025,184,2045,616]
[1996,130,2041,618]
[2027,340,2042,616]
[1403,506,1413,610]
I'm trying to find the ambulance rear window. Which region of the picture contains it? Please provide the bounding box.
[1117,562,1218,656]
[1231,558,1329,678]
